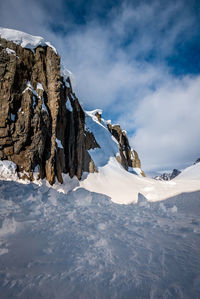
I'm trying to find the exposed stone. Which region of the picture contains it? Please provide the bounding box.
[85,130,100,150]
[0,37,99,184]
[108,123,145,176]
[170,169,181,180]
[95,111,101,122]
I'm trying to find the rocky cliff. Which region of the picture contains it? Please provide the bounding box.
[0,28,144,183]
[107,123,145,176]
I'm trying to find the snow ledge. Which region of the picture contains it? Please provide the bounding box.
[0,27,57,53]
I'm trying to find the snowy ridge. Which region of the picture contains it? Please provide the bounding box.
[0,27,57,53]
[175,162,200,180]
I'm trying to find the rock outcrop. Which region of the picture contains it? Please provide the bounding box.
[170,169,181,180]
[0,36,97,184]
[107,124,145,176]
[0,29,144,183]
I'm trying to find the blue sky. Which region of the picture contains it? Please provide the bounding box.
[1,0,200,172]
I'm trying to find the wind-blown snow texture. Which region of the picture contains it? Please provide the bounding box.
[0,181,200,299]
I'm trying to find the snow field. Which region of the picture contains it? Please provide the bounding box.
[0,181,200,298]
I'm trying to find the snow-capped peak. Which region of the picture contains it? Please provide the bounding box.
[0,27,57,53]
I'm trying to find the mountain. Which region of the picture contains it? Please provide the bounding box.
[154,169,181,181]
[0,27,200,204]
[0,28,200,299]
[174,159,200,180]
[0,27,144,186]
[154,160,200,181]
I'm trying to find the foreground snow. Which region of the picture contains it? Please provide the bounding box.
[0,180,200,298]
[0,159,200,298]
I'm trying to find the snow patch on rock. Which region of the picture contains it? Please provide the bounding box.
[36,82,44,91]
[56,138,63,149]
[61,65,76,88]
[5,47,16,55]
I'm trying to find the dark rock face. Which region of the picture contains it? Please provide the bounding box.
[170,169,181,180]
[107,124,145,176]
[95,111,102,122]
[0,38,97,184]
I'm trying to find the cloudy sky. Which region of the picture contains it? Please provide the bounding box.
[1,0,200,172]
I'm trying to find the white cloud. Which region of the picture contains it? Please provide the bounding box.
[131,75,200,171]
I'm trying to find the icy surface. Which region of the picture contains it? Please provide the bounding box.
[0,180,200,298]
[0,27,57,53]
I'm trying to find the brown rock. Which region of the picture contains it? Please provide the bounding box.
[108,123,145,176]
[0,37,99,184]
[95,111,101,122]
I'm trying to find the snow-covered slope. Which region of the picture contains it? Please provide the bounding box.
[174,162,200,180]
[0,27,56,52]
[75,111,200,204]
[0,111,199,204]
[85,110,119,167]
